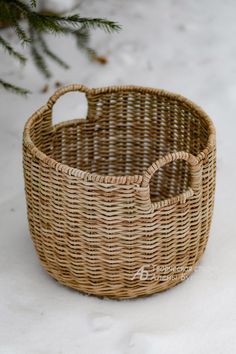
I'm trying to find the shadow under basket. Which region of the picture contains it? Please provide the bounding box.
[23,84,216,299]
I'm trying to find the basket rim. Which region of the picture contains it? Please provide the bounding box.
[23,84,216,185]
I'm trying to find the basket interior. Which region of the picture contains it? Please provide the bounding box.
[33,91,211,202]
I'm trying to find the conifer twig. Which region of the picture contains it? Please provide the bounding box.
[0,35,26,63]
[0,0,121,94]
[0,79,30,95]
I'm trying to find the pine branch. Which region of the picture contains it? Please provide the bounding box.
[0,35,26,63]
[30,0,37,8]
[27,14,121,34]
[0,1,28,42]
[74,17,121,33]
[75,26,90,46]
[31,45,51,78]
[60,26,96,58]
[28,13,79,33]
[29,26,51,77]
[0,79,29,95]
[37,33,69,69]
[73,27,96,57]
[0,0,121,95]
[6,0,32,18]
[1,1,121,34]
[0,1,16,23]
[14,22,30,43]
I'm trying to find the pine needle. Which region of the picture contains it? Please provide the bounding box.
[0,0,121,95]
[0,35,26,63]
[14,22,30,43]
[31,44,51,78]
[30,0,37,8]
[37,33,69,69]
[75,17,121,33]
[0,79,30,95]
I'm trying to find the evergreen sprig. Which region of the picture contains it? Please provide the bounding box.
[0,0,121,94]
[37,33,69,70]
[0,35,26,63]
[0,79,30,95]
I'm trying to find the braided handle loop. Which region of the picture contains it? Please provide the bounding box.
[142,152,202,209]
[47,84,91,109]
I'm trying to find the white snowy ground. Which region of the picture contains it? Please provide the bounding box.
[1,0,236,353]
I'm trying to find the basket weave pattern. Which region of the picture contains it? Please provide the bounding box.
[23,84,216,299]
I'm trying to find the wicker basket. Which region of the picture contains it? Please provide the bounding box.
[23,84,216,299]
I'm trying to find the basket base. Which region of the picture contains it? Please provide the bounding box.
[39,256,205,300]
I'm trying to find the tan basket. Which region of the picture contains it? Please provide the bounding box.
[23,84,216,299]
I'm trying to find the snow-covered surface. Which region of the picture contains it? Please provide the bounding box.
[39,0,78,13]
[1,0,236,353]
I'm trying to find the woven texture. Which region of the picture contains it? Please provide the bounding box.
[23,84,216,299]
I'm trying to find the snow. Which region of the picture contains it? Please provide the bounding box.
[39,0,78,13]
[0,0,236,353]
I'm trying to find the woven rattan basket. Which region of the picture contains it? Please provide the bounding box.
[23,84,216,299]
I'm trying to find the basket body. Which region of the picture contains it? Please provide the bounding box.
[23,84,216,299]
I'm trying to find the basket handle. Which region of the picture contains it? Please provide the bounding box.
[47,84,91,110]
[141,152,202,210]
